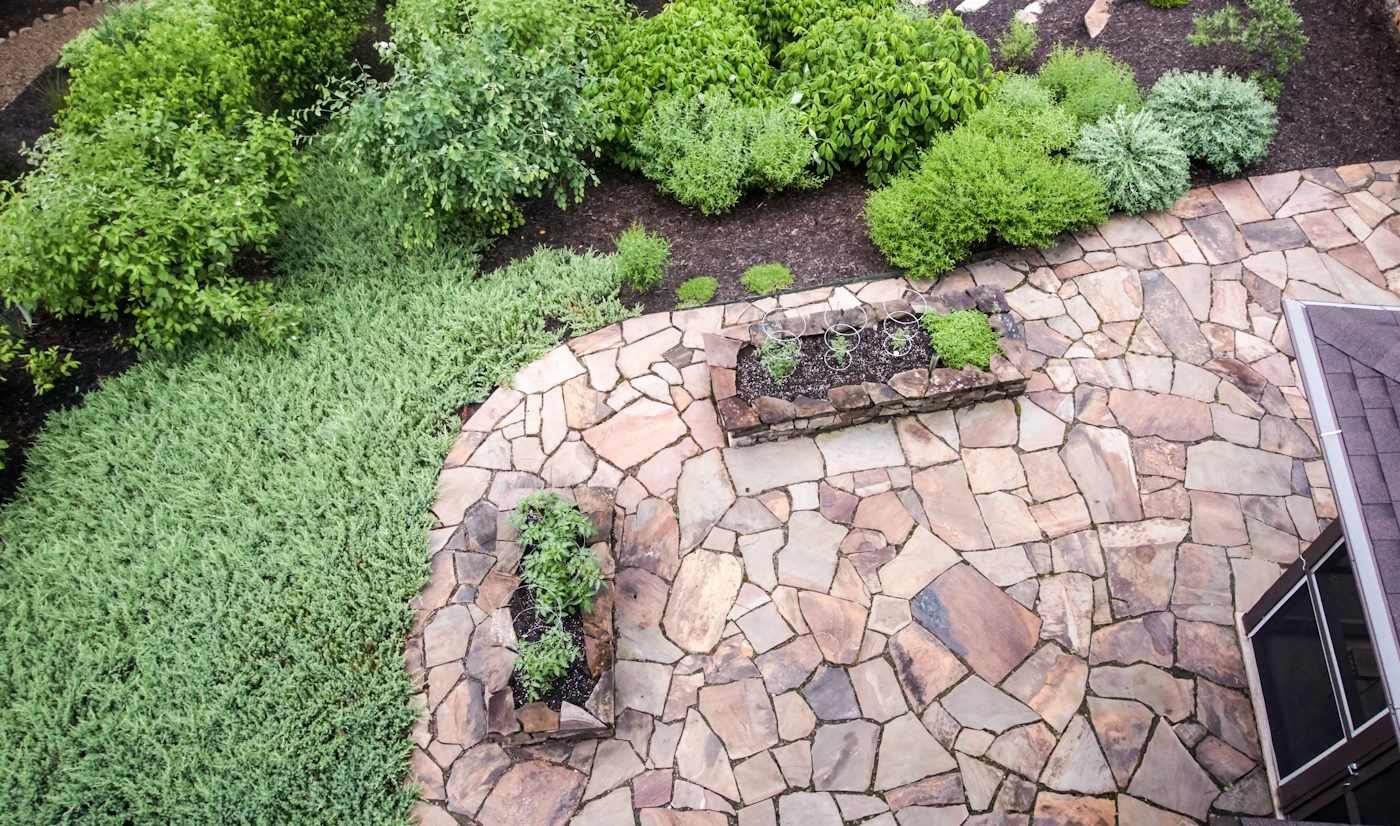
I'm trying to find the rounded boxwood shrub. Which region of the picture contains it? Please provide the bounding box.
[1036,44,1142,126]
[676,276,719,308]
[775,8,996,185]
[741,263,795,295]
[1073,106,1190,213]
[1146,68,1277,175]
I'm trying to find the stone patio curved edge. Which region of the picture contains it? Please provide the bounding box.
[406,160,1400,826]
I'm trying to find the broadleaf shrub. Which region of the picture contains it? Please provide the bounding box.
[387,0,628,62]
[1188,0,1306,97]
[214,0,373,104]
[741,263,795,295]
[735,0,896,54]
[676,276,719,308]
[0,107,301,349]
[775,8,996,184]
[515,626,581,702]
[923,310,1001,370]
[616,223,671,292]
[334,30,599,240]
[1073,106,1190,213]
[634,92,819,215]
[588,0,771,159]
[510,491,603,622]
[997,17,1038,70]
[1146,68,1276,175]
[1036,44,1142,126]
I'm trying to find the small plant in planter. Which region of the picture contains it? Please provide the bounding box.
[886,325,911,357]
[515,625,581,703]
[758,338,801,382]
[829,334,850,367]
[922,309,1002,370]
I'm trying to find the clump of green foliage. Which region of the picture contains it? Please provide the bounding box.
[741,263,795,295]
[1150,0,1190,7]
[775,8,996,185]
[510,492,604,622]
[1,323,81,397]
[515,626,581,702]
[1188,0,1306,98]
[634,92,820,215]
[923,310,1001,370]
[829,334,851,367]
[387,0,628,63]
[997,17,1039,70]
[676,276,719,308]
[889,326,910,353]
[588,0,772,158]
[616,223,671,292]
[213,0,373,104]
[736,0,896,54]
[864,80,1107,278]
[1146,68,1277,175]
[1073,106,1190,213]
[758,338,801,382]
[1036,44,1143,126]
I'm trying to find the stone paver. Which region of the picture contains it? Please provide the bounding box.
[408,163,1400,825]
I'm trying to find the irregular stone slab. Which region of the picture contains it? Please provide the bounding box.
[963,546,1035,587]
[476,760,587,826]
[677,708,741,801]
[721,497,783,534]
[975,492,1043,546]
[664,550,744,653]
[816,422,906,475]
[1077,267,1143,322]
[1089,612,1175,667]
[617,568,684,663]
[424,604,475,667]
[724,440,826,495]
[1087,696,1155,787]
[1185,212,1250,264]
[1060,425,1142,523]
[737,603,794,654]
[943,676,1039,732]
[912,564,1041,684]
[1214,767,1273,815]
[615,659,672,716]
[446,743,512,816]
[1031,792,1116,826]
[623,498,681,580]
[1127,724,1219,820]
[1177,620,1247,687]
[1196,735,1256,784]
[912,464,994,550]
[1118,796,1196,826]
[986,723,1056,778]
[895,417,960,466]
[798,591,867,665]
[853,491,915,544]
[812,720,879,791]
[774,740,813,788]
[1050,530,1104,576]
[875,712,957,790]
[1036,572,1094,657]
[1187,434,1292,492]
[699,678,779,760]
[834,794,889,821]
[734,752,785,805]
[583,398,687,470]
[1002,645,1088,732]
[803,665,861,721]
[1139,271,1214,364]
[1109,389,1213,442]
[758,635,823,696]
[1038,715,1115,794]
[956,399,1019,447]
[957,754,1004,812]
[878,527,960,599]
[640,809,728,826]
[677,450,737,551]
[777,511,846,592]
[436,679,487,747]
[778,792,842,826]
[574,788,633,826]
[849,658,907,723]
[884,771,964,811]
[585,739,645,800]
[1090,664,1194,722]
[1100,519,1188,617]
[888,623,967,713]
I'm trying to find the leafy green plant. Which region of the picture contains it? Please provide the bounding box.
[634,92,821,215]
[963,74,1079,155]
[1036,44,1143,126]
[514,625,581,702]
[775,8,996,184]
[60,0,165,71]
[1188,0,1306,97]
[1073,105,1190,213]
[829,334,850,366]
[923,310,1001,369]
[741,263,795,295]
[22,346,80,396]
[616,223,671,292]
[214,0,373,104]
[676,276,719,308]
[758,338,801,382]
[510,492,604,622]
[0,107,301,350]
[1150,0,1190,7]
[736,0,896,54]
[1146,68,1277,175]
[388,0,628,63]
[997,17,1039,70]
[890,326,909,353]
[588,0,772,159]
[333,30,599,240]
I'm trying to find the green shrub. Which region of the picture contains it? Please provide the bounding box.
[616,222,671,292]
[758,338,801,382]
[923,310,1001,369]
[1188,0,1306,98]
[997,17,1038,70]
[865,100,1107,278]
[58,0,251,134]
[775,8,996,184]
[515,625,581,702]
[387,0,627,62]
[829,334,850,366]
[1073,106,1190,213]
[965,74,1079,155]
[676,276,719,308]
[1036,44,1142,126]
[1150,0,1190,7]
[1146,68,1276,175]
[735,0,896,54]
[0,107,300,350]
[634,92,820,215]
[510,492,604,622]
[214,0,372,104]
[59,0,166,72]
[334,30,599,239]
[741,263,795,295]
[589,0,771,159]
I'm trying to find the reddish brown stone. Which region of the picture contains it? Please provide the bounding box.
[476,761,587,826]
[715,396,759,430]
[711,367,737,400]
[752,395,796,424]
[911,564,1041,684]
[828,384,871,410]
[884,771,964,811]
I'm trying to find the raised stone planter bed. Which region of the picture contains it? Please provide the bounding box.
[705,287,1029,446]
[478,486,618,745]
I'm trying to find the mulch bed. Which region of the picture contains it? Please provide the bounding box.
[0,61,61,181]
[506,584,596,712]
[0,0,76,35]
[736,325,935,403]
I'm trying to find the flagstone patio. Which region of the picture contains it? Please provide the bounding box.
[408,160,1400,826]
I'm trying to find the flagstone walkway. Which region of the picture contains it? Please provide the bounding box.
[408,161,1400,826]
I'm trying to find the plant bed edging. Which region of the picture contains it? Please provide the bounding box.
[705,286,1029,446]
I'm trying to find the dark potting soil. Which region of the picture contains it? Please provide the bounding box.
[507,576,597,713]
[0,0,77,35]
[736,324,935,403]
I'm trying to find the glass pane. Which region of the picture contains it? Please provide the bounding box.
[1315,548,1388,728]
[1353,757,1400,825]
[1253,584,1347,777]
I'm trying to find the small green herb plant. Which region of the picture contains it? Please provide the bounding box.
[23,346,80,396]
[1150,0,1189,8]
[515,625,580,702]
[829,334,850,367]
[616,222,671,292]
[997,17,1038,70]
[889,327,910,353]
[741,263,794,296]
[758,338,801,382]
[676,276,719,309]
[1036,44,1143,126]
[922,310,1001,370]
[1188,0,1305,98]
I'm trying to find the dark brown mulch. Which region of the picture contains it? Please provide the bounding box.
[506,584,597,713]
[736,324,934,403]
[0,61,61,181]
[0,0,76,34]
